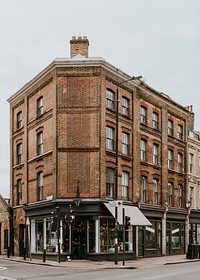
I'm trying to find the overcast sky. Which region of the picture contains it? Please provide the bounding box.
[1,0,200,198]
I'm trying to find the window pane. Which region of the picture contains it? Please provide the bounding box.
[122,172,129,200]
[37,97,43,116]
[152,112,159,129]
[37,132,43,155]
[122,97,129,116]
[140,140,146,161]
[106,89,115,110]
[122,132,129,155]
[140,106,147,124]
[106,168,114,198]
[106,127,114,151]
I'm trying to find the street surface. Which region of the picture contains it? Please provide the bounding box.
[0,258,200,280]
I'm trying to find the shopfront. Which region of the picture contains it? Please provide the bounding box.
[24,200,151,261]
[138,209,186,257]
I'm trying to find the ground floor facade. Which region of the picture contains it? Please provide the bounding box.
[10,200,191,261]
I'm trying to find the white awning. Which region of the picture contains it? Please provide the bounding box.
[104,203,151,226]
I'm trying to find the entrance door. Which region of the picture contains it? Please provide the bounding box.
[72,220,86,259]
[19,224,25,257]
[138,227,144,257]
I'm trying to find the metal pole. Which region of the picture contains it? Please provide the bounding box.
[123,208,125,266]
[56,206,61,263]
[114,86,119,265]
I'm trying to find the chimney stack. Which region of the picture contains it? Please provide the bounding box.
[70,36,89,58]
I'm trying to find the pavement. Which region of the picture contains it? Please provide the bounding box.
[1,254,200,270]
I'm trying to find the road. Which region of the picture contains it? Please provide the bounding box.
[0,258,200,280]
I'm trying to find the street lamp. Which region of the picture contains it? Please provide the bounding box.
[114,75,142,265]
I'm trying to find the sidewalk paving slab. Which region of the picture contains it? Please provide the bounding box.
[1,255,200,270]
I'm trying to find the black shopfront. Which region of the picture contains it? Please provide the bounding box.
[23,199,146,261]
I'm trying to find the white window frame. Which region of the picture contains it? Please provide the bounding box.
[168,120,173,136]
[106,168,114,198]
[140,139,147,161]
[37,132,43,155]
[37,96,43,117]
[122,132,129,155]
[152,112,159,130]
[153,144,158,164]
[17,111,22,129]
[141,176,147,202]
[168,149,174,169]
[17,143,22,164]
[106,126,114,151]
[168,182,173,206]
[178,124,183,140]
[140,106,147,124]
[178,185,183,207]
[106,89,115,110]
[37,172,43,201]
[122,172,129,200]
[153,179,159,204]
[122,97,129,116]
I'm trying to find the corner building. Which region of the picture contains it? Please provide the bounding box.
[8,36,194,260]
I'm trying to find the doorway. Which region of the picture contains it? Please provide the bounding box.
[19,224,25,257]
[72,220,86,259]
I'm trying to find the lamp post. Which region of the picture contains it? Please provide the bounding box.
[114,75,142,265]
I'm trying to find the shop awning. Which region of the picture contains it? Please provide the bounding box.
[104,203,151,226]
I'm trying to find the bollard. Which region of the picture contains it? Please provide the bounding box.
[7,247,10,258]
[43,249,46,262]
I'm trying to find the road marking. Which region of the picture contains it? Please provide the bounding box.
[0,276,17,280]
[0,267,6,271]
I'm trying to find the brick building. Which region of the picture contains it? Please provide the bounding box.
[0,194,9,255]
[8,36,194,260]
[187,129,200,245]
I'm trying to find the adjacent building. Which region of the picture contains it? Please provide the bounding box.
[8,36,194,260]
[188,129,200,244]
[0,194,9,255]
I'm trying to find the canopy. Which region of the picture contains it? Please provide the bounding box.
[104,203,151,226]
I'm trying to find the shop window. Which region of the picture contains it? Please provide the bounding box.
[31,218,59,254]
[100,216,133,253]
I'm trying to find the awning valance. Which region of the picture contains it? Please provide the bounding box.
[104,203,151,226]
